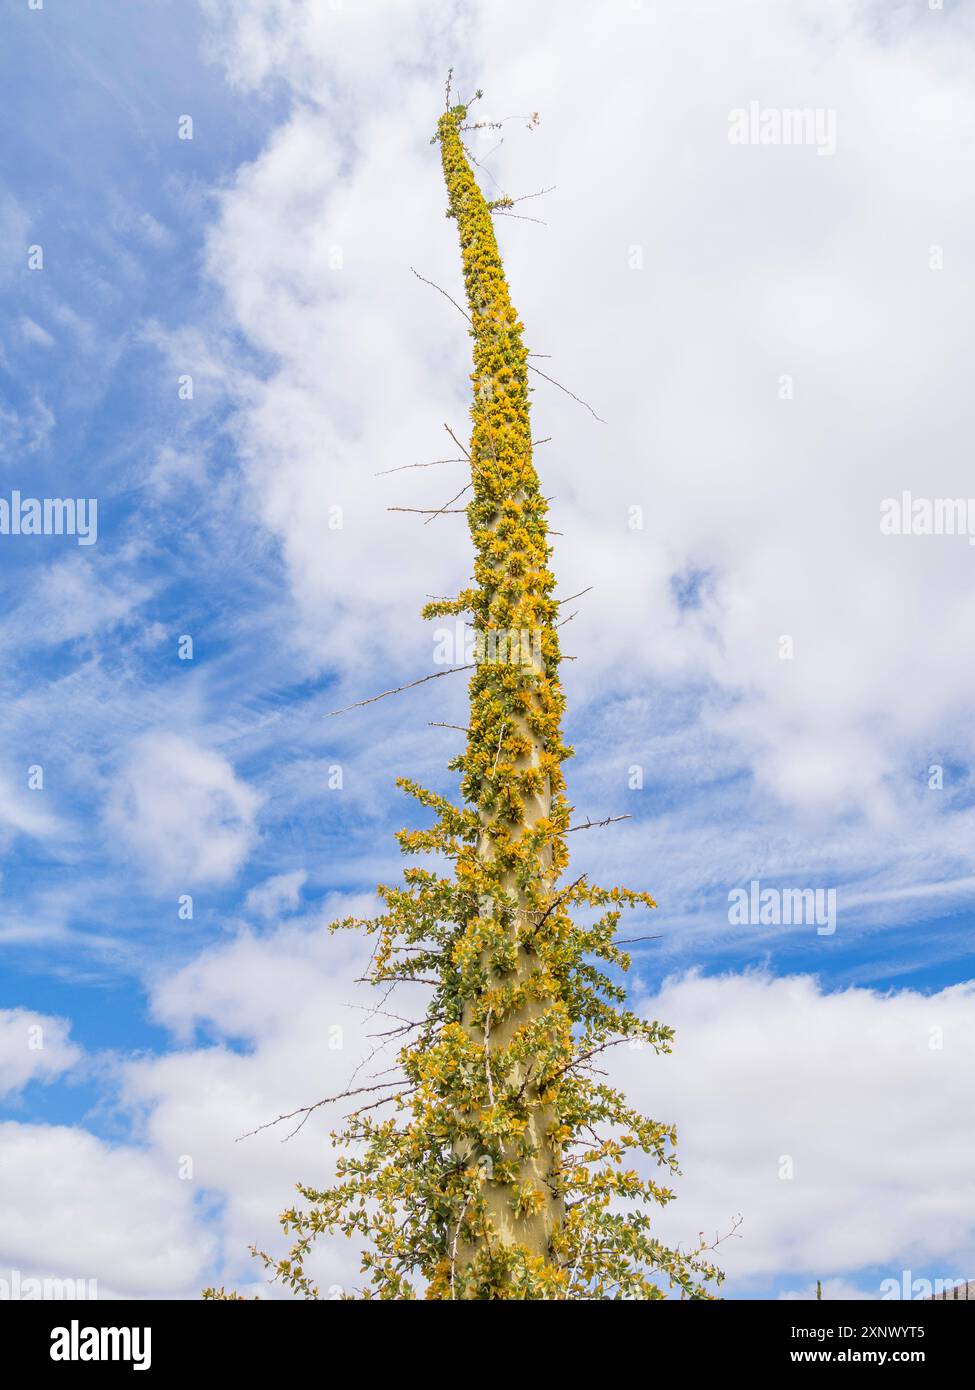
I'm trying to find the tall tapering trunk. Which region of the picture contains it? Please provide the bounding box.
[438,106,568,1267]
[245,96,722,1307]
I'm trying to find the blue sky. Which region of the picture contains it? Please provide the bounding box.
[1,1,280,1022]
[1,0,975,1300]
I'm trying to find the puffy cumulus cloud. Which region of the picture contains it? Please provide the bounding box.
[201,0,471,106]
[244,869,307,920]
[616,971,975,1292]
[0,1008,81,1098]
[105,733,261,889]
[52,952,975,1298]
[125,901,392,1295]
[195,96,475,681]
[0,911,380,1299]
[0,1122,212,1299]
[193,0,975,851]
[5,940,975,1296]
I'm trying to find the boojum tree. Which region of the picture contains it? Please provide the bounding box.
[234,93,725,1301]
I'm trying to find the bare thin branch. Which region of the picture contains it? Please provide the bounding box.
[375,457,466,476]
[326,665,475,717]
[494,210,547,226]
[388,506,466,516]
[467,150,507,199]
[236,1081,403,1143]
[548,1038,629,1087]
[528,364,606,423]
[444,422,471,460]
[341,1003,419,1028]
[410,266,470,324]
[424,481,472,524]
[530,874,588,937]
[564,814,632,834]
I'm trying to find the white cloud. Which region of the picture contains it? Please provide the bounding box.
[26,558,153,645]
[0,773,61,846]
[0,909,378,1298]
[191,0,975,874]
[0,1122,212,1299]
[0,1012,210,1298]
[105,733,261,889]
[149,444,207,495]
[4,932,974,1297]
[244,869,306,920]
[101,947,975,1297]
[20,316,55,348]
[0,1009,80,1098]
[621,971,975,1292]
[127,903,387,1294]
[779,1278,877,1301]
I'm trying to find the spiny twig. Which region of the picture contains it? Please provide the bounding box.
[425,481,471,524]
[531,874,588,936]
[547,1037,630,1087]
[410,266,470,324]
[236,1081,404,1143]
[494,210,547,225]
[388,506,467,516]
[326,665,475,717]
[564,814,631,834]
[375,457,466,476]
[528,364,606,423]
[444,422,471,460]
